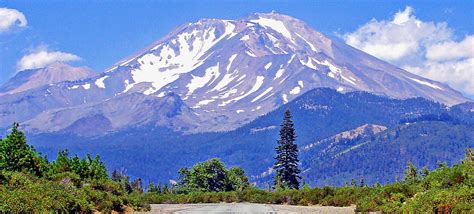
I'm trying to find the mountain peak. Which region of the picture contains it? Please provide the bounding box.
[0,63,94,95]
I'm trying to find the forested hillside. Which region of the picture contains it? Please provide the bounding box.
[26,89,474,186]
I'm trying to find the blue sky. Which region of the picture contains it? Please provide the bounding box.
[1,0,473,96]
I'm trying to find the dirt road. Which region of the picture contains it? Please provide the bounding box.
[139,203,356,213]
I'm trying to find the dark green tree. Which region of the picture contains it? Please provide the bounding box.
[0,123,47,176]
[177,158,249,193]
[273,109,301,189]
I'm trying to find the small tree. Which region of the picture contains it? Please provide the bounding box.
[404,161,418,183]
[273,109,301,189]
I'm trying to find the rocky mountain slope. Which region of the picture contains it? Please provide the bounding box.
[0,12,470,136]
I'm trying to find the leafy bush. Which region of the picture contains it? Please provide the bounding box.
[0,123,150,212]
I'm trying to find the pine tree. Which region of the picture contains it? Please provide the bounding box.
[273,109,301,189]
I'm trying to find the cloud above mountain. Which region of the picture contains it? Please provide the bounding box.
[343,6,474,97]
[0,7,27,33]
[17,46,81,71]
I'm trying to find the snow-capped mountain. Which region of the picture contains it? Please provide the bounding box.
[0,12,470,135]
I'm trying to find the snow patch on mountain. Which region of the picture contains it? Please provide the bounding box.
[264,62,272,70]
[409,77,443,90]
[95,76,109,89]
[219,76,264,106]
[274,67,285,80]
[69,85,80,90]
[300,58,318,70]
[282,94,288,104]
[290,86,301,95]
[126,23,236,95]
[252,87,273,103]
[298,80,304,88]
[186,63,220,97]
[82,83,91,90]
[246,50,256,57]
[251,16,293,41]
[295,32,317,52]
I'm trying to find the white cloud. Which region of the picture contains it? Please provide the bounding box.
[343,6,474,97]
[426,36,474,61]
[0,8,27,33]
[17,46,81,71]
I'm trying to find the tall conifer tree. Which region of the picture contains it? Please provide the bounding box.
[273,109,301,189]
